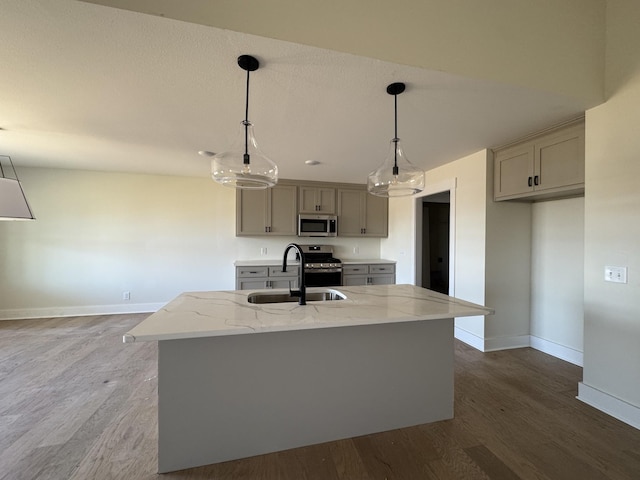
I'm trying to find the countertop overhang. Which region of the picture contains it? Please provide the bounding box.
[123,285,493,343]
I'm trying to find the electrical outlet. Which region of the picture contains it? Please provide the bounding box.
[353,246,359,254]
[604,266,627,284]
[260,247,267,255]
[123,291,131,301]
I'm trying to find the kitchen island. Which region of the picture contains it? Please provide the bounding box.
[124,284,493,473]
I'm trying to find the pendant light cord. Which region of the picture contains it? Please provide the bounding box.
[393,93,399,176]
[243,68,251,165]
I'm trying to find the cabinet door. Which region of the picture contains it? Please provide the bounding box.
[535,125,585,193]
[494,144,535,199]
[363,193,388,237]
[342,274,368,286]
[369,274,395,285]
[236,189,268,235]
[270,277,298,289]
[236,278,269,290]
[299,187,336,214]
[268,184,298,235]
[337,189,365,236]
[316,188,336,213]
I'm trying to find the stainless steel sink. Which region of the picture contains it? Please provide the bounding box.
[247,289,346,304]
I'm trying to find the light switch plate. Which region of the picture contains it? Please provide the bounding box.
[604,266,627,284]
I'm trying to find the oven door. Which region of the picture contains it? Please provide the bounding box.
[304,268,342,287]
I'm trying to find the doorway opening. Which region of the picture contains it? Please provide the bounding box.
[414,180,455,296]
[420,192,450,294]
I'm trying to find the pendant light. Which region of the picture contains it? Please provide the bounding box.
[367,82,425,197]
[210,55,278,189]
[0,155,35,220]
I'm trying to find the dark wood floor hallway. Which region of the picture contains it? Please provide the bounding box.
[1,314,639,479]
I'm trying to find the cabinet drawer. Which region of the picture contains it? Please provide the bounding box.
[268,266,299,277]
[370,264,395,274]
[236,267,270,278]
[343,265,369,275]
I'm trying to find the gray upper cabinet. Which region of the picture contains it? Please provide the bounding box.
[236,183,297,236]
[494,119,585,201]
[298,186,336,214]
[235,180,387,237]
[337,188,388,237]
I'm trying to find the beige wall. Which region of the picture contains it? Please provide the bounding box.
[0,167,379,319]
[580,0,640,417]
[484,158,532,349]
[383,149,533,350]
[382,150,488,339]
[530,198,585,354]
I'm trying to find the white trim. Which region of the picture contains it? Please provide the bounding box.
[483,334,530,352]
[454,325,485,351]
[578,382,640,430]
[529,335,583,366]
[455,328,529,353]
[454,331,586,367]
[0,303,162,320]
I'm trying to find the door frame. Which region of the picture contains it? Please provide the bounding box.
[414,178,457,296]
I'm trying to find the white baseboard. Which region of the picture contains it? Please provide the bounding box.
[578,382,640,430]
[0,303,163,321]
[530,335,583,366]
[454,326,485,351]
[455,328,530,352]
[454,330,584,367]
[483,334,530,352]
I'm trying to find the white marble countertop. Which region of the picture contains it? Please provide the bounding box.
[123,285,493,343]
[235,260,299,267]
[341,258,396,265]
[234,259,395,266]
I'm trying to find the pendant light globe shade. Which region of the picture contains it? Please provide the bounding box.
[367,138,425,197]
[211,120,278,189]
[367,82,425,197]
[209,54,278,189]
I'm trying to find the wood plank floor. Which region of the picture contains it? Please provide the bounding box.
[1,314,639,480]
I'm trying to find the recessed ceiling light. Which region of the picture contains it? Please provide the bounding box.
[198,150,216,157]
[305,160,321,166]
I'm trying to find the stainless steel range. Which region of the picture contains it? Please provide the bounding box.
[298,245,342,287]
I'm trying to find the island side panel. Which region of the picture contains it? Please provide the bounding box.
[157,318,454,473]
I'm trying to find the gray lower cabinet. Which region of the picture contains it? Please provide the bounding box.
[342,263,395,286]
[236,265,299,290]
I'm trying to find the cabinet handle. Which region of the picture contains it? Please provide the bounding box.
[528,176,533,187]
[534,175,539,186]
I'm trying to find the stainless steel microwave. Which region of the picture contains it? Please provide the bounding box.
[298,214,337,237]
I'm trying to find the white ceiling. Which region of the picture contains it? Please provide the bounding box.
[0,0,589,184]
